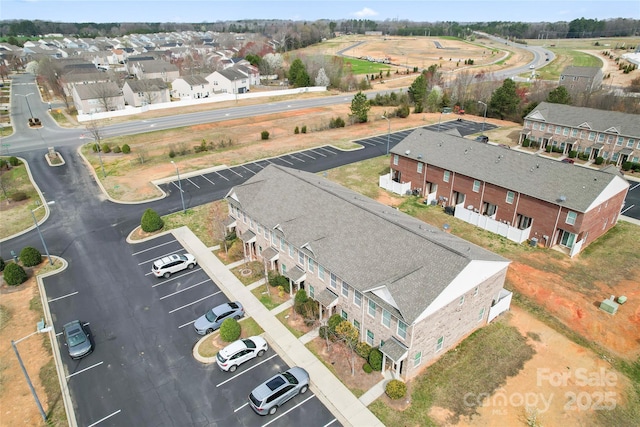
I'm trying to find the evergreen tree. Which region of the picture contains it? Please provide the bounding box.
[350,91,370,123]
[408,73,427,113]
[546,86,572,104]
[489,79,520,120]
[288,58,306,86]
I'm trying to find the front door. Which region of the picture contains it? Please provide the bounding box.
[559,230,576,248]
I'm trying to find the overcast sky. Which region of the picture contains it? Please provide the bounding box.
[2,0,638,24]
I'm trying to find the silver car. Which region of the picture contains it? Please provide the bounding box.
[63,320,93,359]
[216,336,268,372]
[248,366,309,415]
[194,301,244,335]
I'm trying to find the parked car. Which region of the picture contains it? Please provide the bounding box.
[474,135,489,143]
[216,336,268,372]
[63,320,93,359]
[152,253,196,278]
[248,366,310,415]
[194,301,244,335]
[561,158,575,164]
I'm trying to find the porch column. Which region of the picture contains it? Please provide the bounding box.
[381,354,387,376]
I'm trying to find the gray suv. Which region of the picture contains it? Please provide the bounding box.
[248,366,309,415]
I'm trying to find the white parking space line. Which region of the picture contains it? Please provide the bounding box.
[322,418,339,426]
[151,267,202,287]
[201,174,216,186]
[254,161,267,169]
[216,354,278,388]
[359,140,375,146]
[319,147,336,155]
[214,171,230,181]
[310,149,326,157]
[228,168,243,178]
[168,292,220,314]
[48,291,78,303]
[241,165,256,174]
[172,181,184,192]
[187,177,200,188]
[289,154,305,163]
[178,319,196,329]
[277,157,293,165]
[630,182,640,191]
[131,240,176,256]
[66,361,104,379]
[621,204,634,214]
[86,409,122,427]
[234,402,249,413]
[138,249,180,265]
[159,279,210,300]
[261,395,315,426]
[300,152,315,160]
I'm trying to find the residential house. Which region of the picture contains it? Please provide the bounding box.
[71,81,124,114]
[170,75,212,99]
[226,165,512,380]
[127,58,179,82]
[387,128,629,257]
[122,78,170,107]
[559,66,603,93]
[206,68,249,94]
[520,102,640,165]
[235,63,261,86]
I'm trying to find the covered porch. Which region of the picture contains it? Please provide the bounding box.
[379,337,409,379]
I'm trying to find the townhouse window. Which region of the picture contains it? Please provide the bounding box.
[540,123,546,131]
[330,273,337,289]
[602,151,609,159]
[478,307,486,322]
[298,251,305,267]
[571,129,578,137]
[436,336,444,352]
[258,225,262,235]
[598,134,605,143]
[366,330,374,346]
[264,228,269,239]
[288,244,294,257]
[397,320,407,340]
[341,310,348,320]
[281,264,287,274]
[318,265,325,281]
[393,154,399,165]
[242,212,247,223]
[382,309,391,328]
[353,319,360,332]
[532,122,539,130]
[547,125,553,132]
[563,127,569,136]
[342,282,349,297]
[443,170,451,183]
[626,139,635,148]
[414,351,422,367]
[524,120,531,128]
[472,180,481,193]
[368,299,376,317]
[279,237,285,250]
[566,211,577,225]
[588,132,595,141]
[506,191,515,204]
[354,290,362,307]
[459,295,465,305]
[271,233,277,246]
[308,258,315,273]
[616,137,624,146]
[612,152,619,162]
[555,127,561,135]
[607,135,614,144]
[309,285,315,299]
[417,162,423,173]
[474,287,479,296]
[249,218,254,229]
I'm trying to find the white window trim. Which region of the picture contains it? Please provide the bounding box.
[381,309,391,328]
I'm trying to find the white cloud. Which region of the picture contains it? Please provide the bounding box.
[353,7,378,18]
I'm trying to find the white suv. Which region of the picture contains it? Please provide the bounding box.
[152,253,197,278]
[216,336,268,372]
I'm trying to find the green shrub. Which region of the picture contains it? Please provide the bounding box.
[595,156,604,165]
[219,318,241,342]
[327,314,343,334]
[0,256,5,272]
[140,208,164,232]
[395,104,410,118]
[8,156,20,166]
[101,143,111,153]
[294,288,308,305]
[301,125,307,134]
[545,145,553,153]
[385,379,407,400]
[92,143,99,153]
[363,362,373,373]
[112,145,122,153]
[3,263,27,286]
[522,139,530,148]
[10,191,28,201]
[122,144,131,154]
[19,247,42,267]
[0,159,7,169]
[568,150,577,159]
[319,325,330,339]
[268,272,290,292]
[168,148,176,158]
[368,348,383,371]
[261,130,270,140]
[356,342,372,359]
[294,126,299,134]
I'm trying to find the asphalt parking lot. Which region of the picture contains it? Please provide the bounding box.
[47,233,338,426]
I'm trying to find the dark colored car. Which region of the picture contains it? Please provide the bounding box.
[248,367,310,415]
[561,158,575,164]
[474,135,489,143]
[63,320,93,359]
[194,301,244,335]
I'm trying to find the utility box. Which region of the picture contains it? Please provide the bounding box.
[530,237,538,247]
[599,297,619,315]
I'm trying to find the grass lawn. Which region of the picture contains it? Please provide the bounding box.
[197,317,264,358]
[369,319,534,425]
[251,286,288,311]
[231,261,266,286]
[275,309,305,338]
[343,57,392,75]
[160,203,220,248]
[0,161,46,239]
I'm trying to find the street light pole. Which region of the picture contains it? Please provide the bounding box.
[171,161,186,213]
[382,115,390,155]
[478,101,487,135]
[30,201,55,265]
[15,93,35,119]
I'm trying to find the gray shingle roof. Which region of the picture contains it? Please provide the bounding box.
[392,128,629,213]
[73,81,121,99]
[218,68,247,81]
[181,75,209,86]
[526,101,640,138]
[227,165,509,324]
[561,66,601,78]
[125,78,168,92]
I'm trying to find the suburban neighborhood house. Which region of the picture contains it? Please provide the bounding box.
[385,129,629,257]
[71,81,125,114]
[122,78,170,107]
[225,165,512,380]
[558,65,604,93]
[520,101,640,165]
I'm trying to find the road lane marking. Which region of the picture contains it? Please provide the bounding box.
[86,409,121,427]
[48,291,78,302]
[159,279,211,300]
[261,394,315,426]
[131,240,176,256]
[66,361,104,379]
[630,182,640,191]
[322,419,339,426]
[216,354,278,387]
[169,292,220,313]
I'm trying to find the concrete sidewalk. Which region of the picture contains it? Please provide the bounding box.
[174,227,385,427]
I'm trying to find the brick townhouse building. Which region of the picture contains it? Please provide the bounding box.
[388,129,629,257]
[520,102,640,166]
[225,165,512,380]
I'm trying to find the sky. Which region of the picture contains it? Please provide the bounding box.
[1,0,639,24]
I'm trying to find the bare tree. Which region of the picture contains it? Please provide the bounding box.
[89,82,119,112]
[209,200,230,253]
[334,320,360,376]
